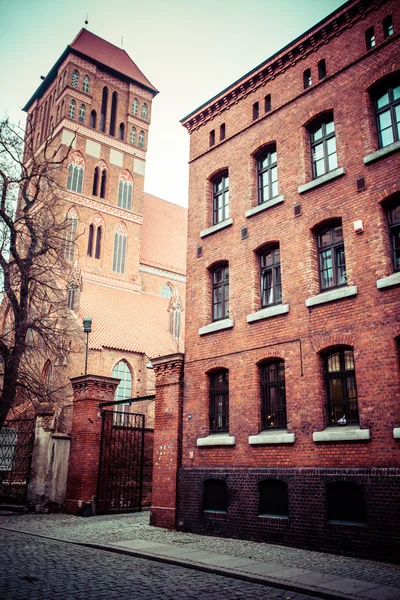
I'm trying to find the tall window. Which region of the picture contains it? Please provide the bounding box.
[82,75,90,93]
[119,123,125,140]
[212,264,229,321]
[138,130,145,148]
[92,167,100,196]
[365,27,376,49]
[66,153,84,193]
[63,209,78,261]
[87,223,94,256]
[67,282,79,311]
[317,222,346,290]
[71,69,79,88]
[260,360,287,429]
[100,87,108,132]
[388,198,400,271]
[209,370,229,433]
[257,147,278,203]
[132,98,139,115]
[141,103,148,120]
[112,360,132,424]
[212,173,229,225]
[265,94,271,112]
[318,59,327,80]
[383,16,393,38]
[375,79,400,148]
[130,127,136,145]
[78,104,85,123]
[118,172,133,210]
[324,348,358,425]
[260,246,281,307]
[253,101,259,120]
[259,480,289,516]
[327,481,366,523]
[303,68,312,89]
[90,110,97,128]
[310,117,337,178]
[95,227,102,259]
[100,169,107,199]
[42,360,53,392]
[109,91,118,136]
[68,99,76,119]
[113,224,127,273]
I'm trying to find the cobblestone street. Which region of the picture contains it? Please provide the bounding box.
[0,529,321,600]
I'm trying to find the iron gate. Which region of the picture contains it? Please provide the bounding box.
[0,418,35,505]
[96,410,145,514]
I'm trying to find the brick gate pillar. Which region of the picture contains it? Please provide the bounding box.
[64,374,119,515]
[150,352,184,529]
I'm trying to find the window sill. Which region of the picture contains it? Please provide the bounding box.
[197,433,236,447]
[245,195,284,218]
[305,285,357,307]
[198,318,234,336]
[393,428,400,439]
[298,167,346,194]
[246,303,289,323]
[200,218,233,238]
[364,140,400,164]
[249,430,295,445]
[313,425,370,442]
[376,272,400,289]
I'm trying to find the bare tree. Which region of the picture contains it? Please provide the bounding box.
[0,118,79,429]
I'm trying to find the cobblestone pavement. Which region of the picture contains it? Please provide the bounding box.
[1,511,400,589]
[0,529,322,600]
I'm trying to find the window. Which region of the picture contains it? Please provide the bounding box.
[109,91,118,136]
[365,27,376,49]
[161,283,173,298]
[61,100,65,118]
[138,130,145,148]
[95,227,102,259]
[49,118,54,135]
[375,79,400,147]
[317,222,346,290]
[203,479,228,512]
[209,370,229,433]
[387,198,400,271]
[71,69,79,88]
[259,480,289,516]
[303,68,312,89]
[63,209,78,261]
[68,99,76,119]
[141,103,148,120]
[327,481,366,523]
[257,147,278,203]
[324,348,358,425]
[130,127,136,145]
[82,75,90,93]
[265,94,271,112]
[118,173,133,210]
[212,173,229,225]
[92,167,100,196]
[310,117,337,178]
[78,104,85,123]
[113,224,127,273]
[220,123,225,141]
[63,71,67,88]
[119,123,125,141]
[87,223,94,256]
[212,264,229,321]
[56,106,60,123]
[66,153,84,193]
[209,130,215,147]
[260,246,281,307]
[260,360,286,429]
[112,360,132,425]
[42,360,53,392]
[383,16,393,38]
[100,87,108,132]
[90,110,96,128]
[67,282,79,311]
[100,169,107,199]
[318,59,326,80]
[132,98,139,115]
[253,101,259,120]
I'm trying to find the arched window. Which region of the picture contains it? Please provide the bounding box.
[66,153,84,193]
[132,98,139,116]
[100,169,107,199]
[100,87,108,132]
[67,282,79,311]
[95,227,102,259]
[109,91,118,136]
[90,110,97,128]
[87,223,94,256]
[113,222,127,273]
[63,71,67,87]
[212,171,229,225]
[63,208,78,261]
[138,130,145,148]
[259,480,289,516]
[42,360,53,392]
[161,283,173,298]
[387,196,400,271]
[374,76,400,148]
[78,104,85,123]
[324,347,358,425]
[257,146,278,204]
[259,360,286,429]
[316,220,346,290]
[203,479,228,512]
[68,99,76,119]
[71,70,79,88]
[82,75,90,94]
[141,103,148,120]
[130,127,136,145]
[259,245,281,307]
[92,167,100,196]
[118,171,133,210]
[119,122,125,140]
[327,481,366,523]
[209,369,229,433]
[112,360,133,400]
[90,213,104,260]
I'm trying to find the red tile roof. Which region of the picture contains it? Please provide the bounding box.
[140,194,187,275]
[79,283,184,357]
[70,29,158,94]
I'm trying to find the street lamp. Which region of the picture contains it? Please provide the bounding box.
[83,318,92,375]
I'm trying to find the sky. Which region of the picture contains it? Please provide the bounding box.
[0,0,344,208]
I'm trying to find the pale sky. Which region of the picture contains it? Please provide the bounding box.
[0,0,344,207]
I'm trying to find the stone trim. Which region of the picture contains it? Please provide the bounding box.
[245,195,284,218]
[249,430,295,445]
[394,428,400,439]
[199,318,234,336]
[364,140,400,164]
[313,425,370,442]
[246,304,289,323]
[139,264,186,283]
[197,433,235,447]
[376,272,400,289]
[200,218,233,238]
[306,285,357,307]
[64,190,143,225]
[298,167,346,194]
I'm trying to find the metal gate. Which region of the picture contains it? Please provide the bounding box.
[0,418,35,505]
[96,410,145,514]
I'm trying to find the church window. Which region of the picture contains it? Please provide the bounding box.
[132,98,139,116]
[67,282,79,311]
[95,227,102,259]
[139,130,145,148]
[141,103,148,120]
[109,91,118,136]
[68,99,76,119]
[100,169,107,199]
[42,360,53,392]
[119,122,125,141]
[78,104,85,123]
[90,110,96,128]
[130,127,136,145]
[63,208,78,261]
[113,223,127,273]
[92,167,100,196]
[71,69,79,88]
[66,153,84,193]
[118,171,133,210]
[82,75,90,94]
[87,223,94,256]
[100,87,108,132]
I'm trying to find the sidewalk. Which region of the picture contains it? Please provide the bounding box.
[0,510,399,600]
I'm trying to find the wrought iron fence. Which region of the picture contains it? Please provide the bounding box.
[0,418,35,505]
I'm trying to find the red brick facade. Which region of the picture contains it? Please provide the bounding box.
[177,0,400,560]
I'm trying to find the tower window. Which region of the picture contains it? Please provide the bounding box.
[209,130,215,147]
[220,123,226,141]
[138,130,145,148]
[71,69,79,88]
[130,127,136,145]
[383,16,393,38]
[265,94,271,112]
[87,224,94,256]
[68,100,76,119]
[100,169,107,199]
[78,104,85,123]
[119,122,125,141]
[109,91,118,136]
[303,68,312,89]
[141,103,148,120]
[253,101,259,120]
[95,227,102,259]
[318,59,326,80]
[100,87,108,133]
[82,75,90,94]
[90,110,96,128]
[132,98,139,116]
[113,227,127,273]
[118,179,133,210]
[365,27,376,49]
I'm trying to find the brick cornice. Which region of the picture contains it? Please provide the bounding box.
[64,191,143,225]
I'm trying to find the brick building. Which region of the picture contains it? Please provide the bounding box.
[176,0,400,560]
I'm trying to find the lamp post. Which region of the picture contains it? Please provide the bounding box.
[83,318,92,375]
